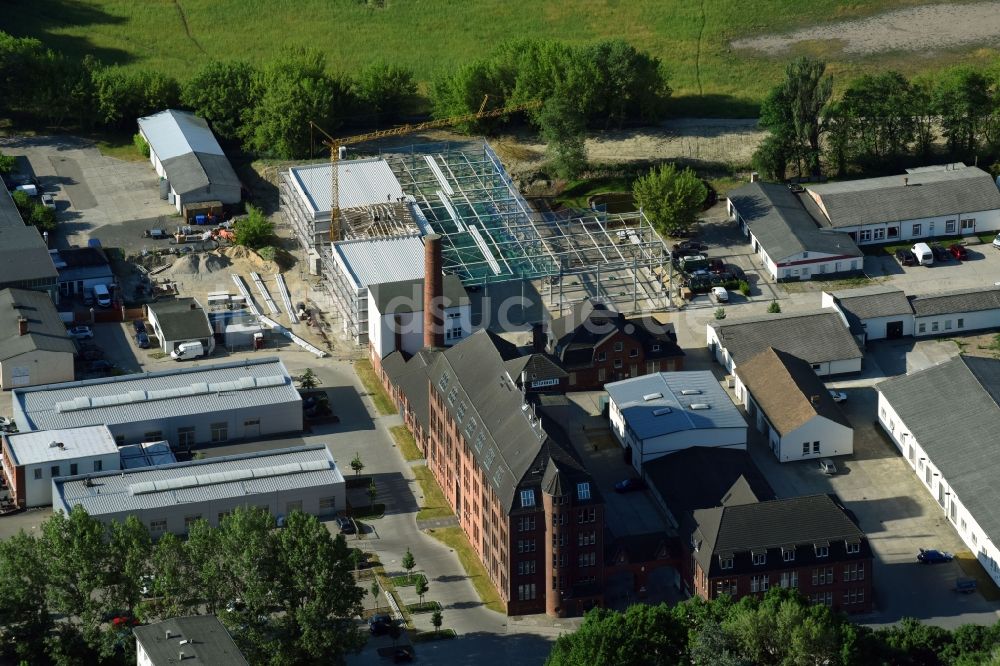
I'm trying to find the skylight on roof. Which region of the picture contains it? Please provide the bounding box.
[652,407,672,416]
[689,403,711,410]
[680,389,702,396]
[642,392,663,401]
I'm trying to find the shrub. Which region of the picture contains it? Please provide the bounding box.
[714,307,726,320]
[133,133,149,157]
[768,300,781,313]
[738,280,751,296]
[257,245,277,261]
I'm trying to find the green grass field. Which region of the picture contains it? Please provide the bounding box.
[1,0,989,116]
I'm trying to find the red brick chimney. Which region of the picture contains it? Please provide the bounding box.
[17,317,27,336]
[423,234,444,349]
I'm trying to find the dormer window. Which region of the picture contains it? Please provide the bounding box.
[846,540,860,554]
[652,344,661,352]
[576,482,591,501]
[782,547,796,562]
[815,543,829,558]
[751,551,766,566]
[520,489,535,508]
[719,555,733,570]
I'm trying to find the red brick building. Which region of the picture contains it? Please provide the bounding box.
[425,329,606,616]
[546,299,684,389]
[690,493,873,614]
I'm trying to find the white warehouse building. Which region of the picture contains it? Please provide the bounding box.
[11,357,302,448]
[877,356,1000,586]
[53,445,345,536]
[606,371,747,473]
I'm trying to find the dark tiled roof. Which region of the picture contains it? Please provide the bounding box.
[382,349,436,431]
[711,309,861,367]
[909,287,1000,317]
[161,151,240,197]
[427,329,594,512]
[0,225,58,285]
[133,615,248,666]
[148,298,211,341]
[692,494,866,574]
[877,356,1000,545]
[828,285,913,320]
[505,353,567,384]
[53,247,109,268]
[369,274,468,314]
[727,183,862,260]
[807,166,1000,229]
[549,299,682,366]
[0,288,75,361]
[738,348,851,435]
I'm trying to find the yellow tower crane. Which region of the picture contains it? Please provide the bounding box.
[310,95,542,241]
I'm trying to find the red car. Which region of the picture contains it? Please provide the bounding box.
[949,244,969,260]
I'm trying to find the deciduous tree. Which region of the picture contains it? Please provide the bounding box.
[234,204,274,250]
[181,60,257,140]
[632,163,707,237]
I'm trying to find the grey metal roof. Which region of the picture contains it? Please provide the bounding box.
[0,186,23,228]
[909,286,1000,317]
[877,356,1000,545]
[0,225,57,285]
[425,329,591,512]
[368,274,468,314]
[137,110,238,197]
[807,166,1000,228]
[693,494,865,573]
[828,285,913,320]
[148,298,212,342]
[0,288,75,360]
[605,371,747,441]
[14,357,298,432]
[334,235,425,290]
[5,425,117,466]
[55,445,341,517]
[710,309,862,367]
[289,159,405,215]
[134,616,248,666]
[737,348,851,436]
[727,183,862,260]
[160,152,240,197]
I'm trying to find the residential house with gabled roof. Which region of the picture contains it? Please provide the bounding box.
[735,347,853,462]
[0,287,75,389]
[425,329,605,617]
[691,493,873,613]
[877,355,1000,587]
[546,298,684,389]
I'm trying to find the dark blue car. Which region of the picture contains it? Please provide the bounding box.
[135,331,150,349]
[917,548,954,564]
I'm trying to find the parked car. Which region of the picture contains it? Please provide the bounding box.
[133,320,147,335]
[135,331,150,349]
[67,325,94,340]
[929,243,951,262]
[708,258,726,274]
[829,390,847,403]
[819,459,837,475]
[711,286,729,303]
[673,240,707,253]
[894,249,916,266]
[993,233,1000,250]
[369,614,393,636]
[86,359,115,373]
[146,228,168,240]
[948,243,969,260]
[40,193,56,210]
[614,478,645,493]
[393,646,415,663]
[335,515,356,534]
[955,577,978,594]
[917,548,954,564]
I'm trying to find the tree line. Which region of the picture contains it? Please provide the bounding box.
[754,57,1000,181]
[0,31,670,170]
[0,505,363,666]
[546,588,1000,666]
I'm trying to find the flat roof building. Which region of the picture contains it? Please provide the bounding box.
[12,357,302,448]
[135,615,248,665]
[54,445,344,535]
[2,425,120,508]
[146,297,215,355]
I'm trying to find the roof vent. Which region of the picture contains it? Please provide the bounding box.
[179,651,187,661]
[48,441,64,448]
[642,392,663,401]
[652,407,672,416]
[689,403,711,410]
[165,629,173,639]
[680,389,702,396]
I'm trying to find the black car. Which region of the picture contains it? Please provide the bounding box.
[368,614,392,636]
[336,516,356,534]
[135,331,150,349]
[894,249,916,266]
[393,647,414,663]
[133,320,147,335]
[929,244,951,262]
[87,360,115,373]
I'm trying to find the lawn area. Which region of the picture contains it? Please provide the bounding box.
[553,175,634,210]
[0,0,972,117]
[390,573,426,587]
[861,234,997,257]
[391,425,423,462]
[353,359,395,416]
[413,466,453,522]
[425,526,505,614]
[92,133,147,162]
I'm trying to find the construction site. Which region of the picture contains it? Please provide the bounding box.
[280,139,673,346]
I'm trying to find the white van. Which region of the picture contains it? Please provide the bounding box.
[170,341,205,361]
[911,242,934,266]
[93,284,112,308]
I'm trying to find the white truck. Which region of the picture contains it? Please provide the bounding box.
[170,341,205,361]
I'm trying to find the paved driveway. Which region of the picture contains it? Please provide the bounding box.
[745,385,1000,629]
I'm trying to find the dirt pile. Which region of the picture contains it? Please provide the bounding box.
[168,252,231,276]
[222,246,278,275]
